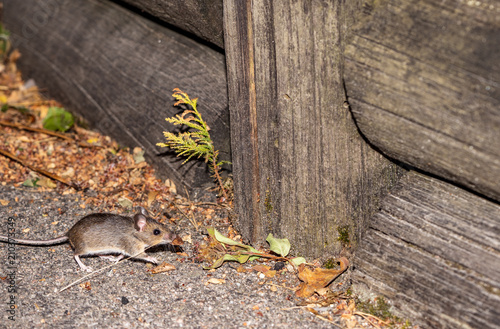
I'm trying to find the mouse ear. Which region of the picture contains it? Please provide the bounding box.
[136,206,149,217]
[134,214,148,232]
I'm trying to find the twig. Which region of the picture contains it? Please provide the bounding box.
[312,313,343,328]
[282,306,342,328]
[172,202,199,230]
[265,282,296,291]
[211,158,228,201]
[0,120,99,148]
[0,148,80,190]
[354,311,389,328]
[58,245,164,293]
[179,202,232,210]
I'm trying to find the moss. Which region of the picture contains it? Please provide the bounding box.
[356,296,414,328]
[357,296,395,321]
[264,190,273,213]
[337,225,350,245]
[323,258,337,269]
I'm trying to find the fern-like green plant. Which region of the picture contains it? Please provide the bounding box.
[157,88,230,200]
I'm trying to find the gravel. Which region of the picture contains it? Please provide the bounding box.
[0,185,344,328]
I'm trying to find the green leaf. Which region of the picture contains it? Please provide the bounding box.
[43,107,74,132]
[204,253,251,270]
[22,177,39,187]
[207,227,262,254]
[289,257,306,266]
[266,233,291,257]
[208,227,247,248]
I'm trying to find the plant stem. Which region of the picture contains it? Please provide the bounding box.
[212,157,228,201]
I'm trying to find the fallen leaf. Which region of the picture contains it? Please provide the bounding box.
[252,265,271,273]
[147,190,158,207]
[266,233,291,257]
[295,257,349,298]
[150,262,176,274]
[180,234,192,244]
[18,136,31,142]
[264,270,277,278]
[117,197,133,209]
[206,278,225,285]
[0,199,9,206]
[132,147,145,163]
[165,179,176,194]
[60,167,75,178]
[289,257,306,266]
[36,177,57,188]
[171,236,184,246]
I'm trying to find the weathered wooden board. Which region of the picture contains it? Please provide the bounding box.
[223,0,404,257]
[344,0,500,202]
[353,171,500,329]
[3,0,229,191]
[120,0,224,48]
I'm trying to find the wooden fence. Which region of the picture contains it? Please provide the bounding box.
[4,0,499,328]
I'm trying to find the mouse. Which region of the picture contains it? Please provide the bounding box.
[0,207,179,272]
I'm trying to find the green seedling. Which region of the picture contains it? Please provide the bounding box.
[157,88,230,200]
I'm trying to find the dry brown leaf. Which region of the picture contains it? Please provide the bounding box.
[147,190,158,207]
[252,264,271,273]
[295,257,349,298]
[171,236,184,246]
[37,177,57,189]
[0,199,9,206]
[180,234,192,244]
[206,278,225,285]
[150,262,176,274]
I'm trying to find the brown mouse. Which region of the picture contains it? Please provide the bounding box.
[0,207,178,272]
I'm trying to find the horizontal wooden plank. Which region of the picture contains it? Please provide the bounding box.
[353,171,500,329]
[344,0,500,202]
[3,0,229,191]
[120,0,224,48]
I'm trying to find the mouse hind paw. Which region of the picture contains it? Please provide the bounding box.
[74,255,93,272]
[133,253,159,265]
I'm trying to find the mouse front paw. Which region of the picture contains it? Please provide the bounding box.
[144,256,159,264]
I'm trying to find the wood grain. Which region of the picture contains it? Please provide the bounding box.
[120,0,224,48]
[353,171,500,329]
[344,0,500,202]
[224,0,403,257]
[3,0,230,191]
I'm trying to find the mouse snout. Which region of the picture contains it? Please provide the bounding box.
[164,231,183,245]
[162,230,175,242]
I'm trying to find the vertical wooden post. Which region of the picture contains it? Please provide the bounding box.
[224,0,401,257]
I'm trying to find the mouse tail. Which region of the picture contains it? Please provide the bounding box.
[0,235,68,245]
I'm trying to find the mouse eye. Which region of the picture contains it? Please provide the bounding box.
[153,229,161,235]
